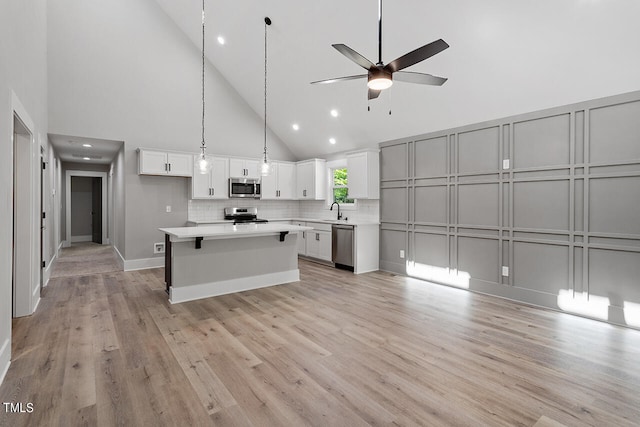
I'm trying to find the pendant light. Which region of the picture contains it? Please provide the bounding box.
[259,17,272,177]
[197,0,212,174]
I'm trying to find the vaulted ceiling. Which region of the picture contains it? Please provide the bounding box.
[154,0,640,159]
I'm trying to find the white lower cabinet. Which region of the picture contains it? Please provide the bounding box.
[297,221,332,262]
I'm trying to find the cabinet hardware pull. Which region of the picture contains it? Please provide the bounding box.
[168,163,171,172]
[316,233,319,241]
[302,232,305,239]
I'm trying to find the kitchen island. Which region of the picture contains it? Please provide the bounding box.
[160,223,312,304]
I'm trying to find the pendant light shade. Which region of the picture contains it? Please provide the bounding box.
[260,17,272,177]
[197,0,212,174]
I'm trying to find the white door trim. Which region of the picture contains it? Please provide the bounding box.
[65,170,108,247]
[11,91,38,317]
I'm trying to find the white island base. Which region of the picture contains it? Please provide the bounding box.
[160,224,311,304]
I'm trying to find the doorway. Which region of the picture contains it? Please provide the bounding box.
[65,171,107,247]
[12,111,36,318]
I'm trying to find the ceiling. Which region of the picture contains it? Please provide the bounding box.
[155,0,640,160]
[49,134,123,165]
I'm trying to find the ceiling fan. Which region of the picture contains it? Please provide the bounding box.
[311,0,449,100]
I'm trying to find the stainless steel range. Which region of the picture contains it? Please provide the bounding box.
[224,207,269,225]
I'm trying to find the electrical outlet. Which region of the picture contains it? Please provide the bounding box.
[502,266,509,277]
[502,159,510,170]
[400,250,405,259]
[154,242,165,254]
[165,205,172,213]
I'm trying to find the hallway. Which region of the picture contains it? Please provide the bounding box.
[50,243,120,279]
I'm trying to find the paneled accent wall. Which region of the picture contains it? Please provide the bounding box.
[379,91,640,328]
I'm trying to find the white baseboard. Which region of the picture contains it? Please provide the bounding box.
[0,338,10,386]
[169,269,300,304]
[32,285,40,313]
[71,235,92,243]
[43,253,56,287]
[113,246,125,270]
[124,256,164,272]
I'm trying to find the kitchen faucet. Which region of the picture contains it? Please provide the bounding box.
[330,202,342,220]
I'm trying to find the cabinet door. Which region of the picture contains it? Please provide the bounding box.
[244,159,260,179]
[210,157,229,198]
[191,155,213,198]
[296,162,312,198]
[295,222,306,255]
[306,231,320,258]
[229,158,246,177]
[347,152,367,199]
[167,152,193,177]
[139,150,168,175]
[260,163,278,199]
[277,162,296,199]
[317,230,332,261]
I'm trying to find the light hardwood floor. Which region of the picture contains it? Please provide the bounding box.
[1,243,639,426]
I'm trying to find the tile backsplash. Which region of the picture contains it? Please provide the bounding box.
[188,198,379,222]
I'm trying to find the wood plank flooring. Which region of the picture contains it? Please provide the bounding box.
[2,243,640,426]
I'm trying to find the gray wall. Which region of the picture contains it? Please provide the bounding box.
[380,90,640,329]
[70,177,93,237]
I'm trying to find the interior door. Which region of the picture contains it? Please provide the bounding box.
[91,177,102,244]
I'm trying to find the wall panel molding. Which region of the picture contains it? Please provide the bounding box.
[379,90,640,329]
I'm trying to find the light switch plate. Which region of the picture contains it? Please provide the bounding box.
[166,205,172,213]
[502,159,510,170]
[502,266,509,277]
[400,250,405,259]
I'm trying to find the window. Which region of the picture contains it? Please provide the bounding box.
[331,168,354,205]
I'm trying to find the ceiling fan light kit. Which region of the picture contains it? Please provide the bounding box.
[311,0,449,102]
[367,69,393,90]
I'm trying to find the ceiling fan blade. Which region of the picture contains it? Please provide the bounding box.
[394,71,448,86]
[384,39,449,73]
[368,89,381,100]
[332,44,376,70]
[310,74,367,85]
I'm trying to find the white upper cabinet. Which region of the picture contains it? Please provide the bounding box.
[191,156,229,199]
[347,149,379,199]
[296,159,326,200]
[261,161,297,200]
[138,149,193,177]
[229,157,260,179]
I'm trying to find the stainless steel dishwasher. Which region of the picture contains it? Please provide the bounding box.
[332,224,354,271]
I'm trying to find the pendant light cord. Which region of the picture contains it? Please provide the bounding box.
[201,0,206,151]
[263,18,269,160]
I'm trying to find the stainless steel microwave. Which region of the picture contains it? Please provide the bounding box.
[229,177,261,198]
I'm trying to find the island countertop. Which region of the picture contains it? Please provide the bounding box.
[160,223,312,242]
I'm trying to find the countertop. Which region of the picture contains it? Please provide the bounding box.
[186,218,380,226]
[160,223,312,241]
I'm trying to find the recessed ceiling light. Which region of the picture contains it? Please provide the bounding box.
[83,157,91,160]
[217,36,225,45]
[82,143,92,148]
[292,123,300,131]
[330,109,339,118]
[329,138,336,145]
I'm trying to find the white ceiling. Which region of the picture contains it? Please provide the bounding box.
[155,0,640,159]
[49,134,123,165]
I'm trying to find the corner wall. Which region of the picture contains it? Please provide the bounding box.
[379,90,640,329]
